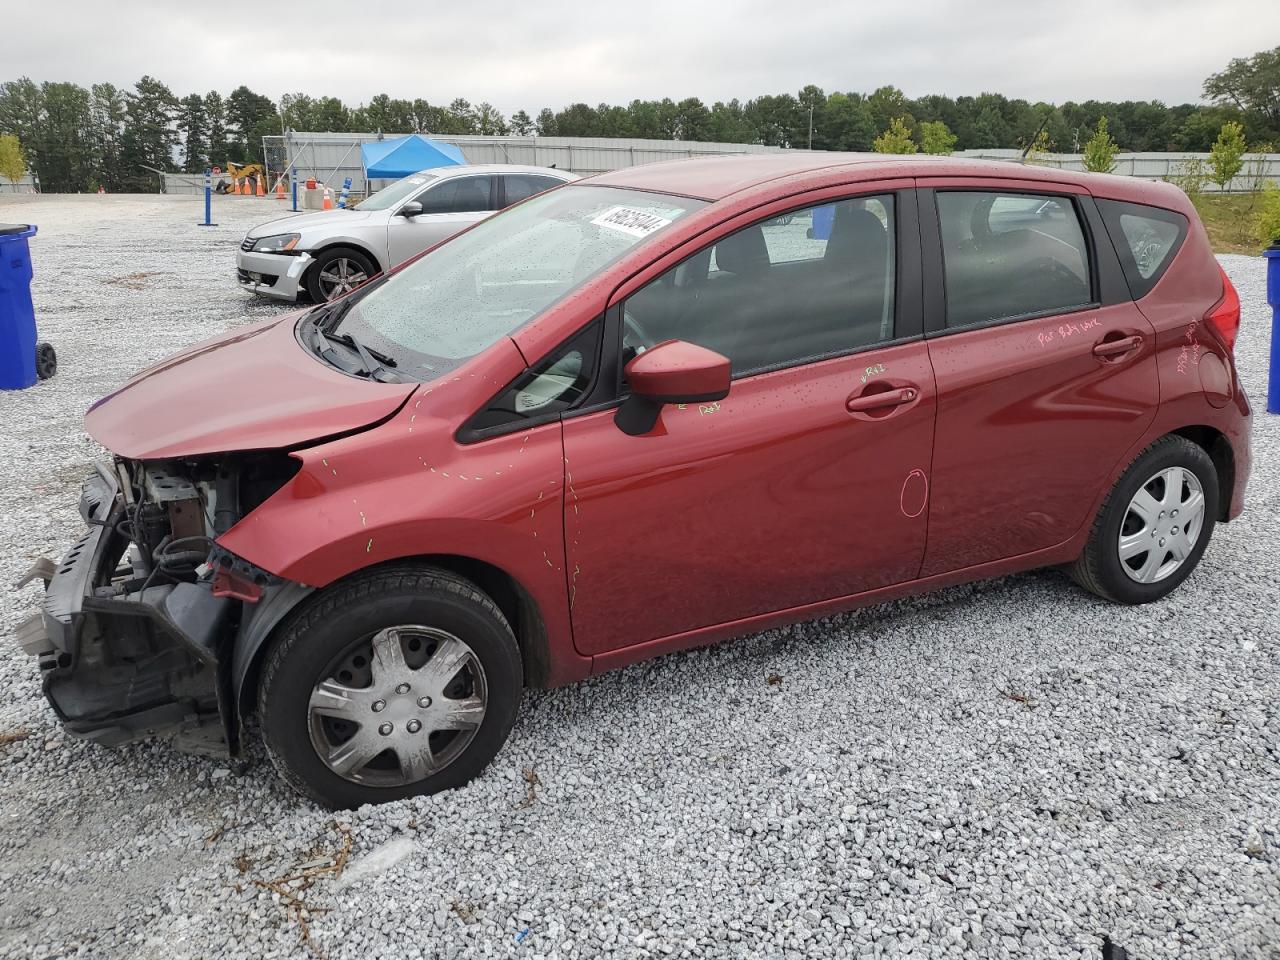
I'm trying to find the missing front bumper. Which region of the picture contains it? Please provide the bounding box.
[23,467,237,757]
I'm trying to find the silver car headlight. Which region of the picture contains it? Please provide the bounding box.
[251,233,302,253]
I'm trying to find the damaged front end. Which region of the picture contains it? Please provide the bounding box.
[16,453,302,757]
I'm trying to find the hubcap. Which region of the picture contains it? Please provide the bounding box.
[1117,466,1206,584]
[307,625,487,786]
[317,258,369,300]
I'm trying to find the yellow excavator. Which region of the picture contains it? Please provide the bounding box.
[214,162,267,194]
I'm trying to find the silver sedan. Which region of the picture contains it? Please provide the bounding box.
[237,164,578,302]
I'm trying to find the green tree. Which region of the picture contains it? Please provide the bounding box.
[1083,116,1118,173]
[37,82,93,191]
[176,93,208,172]
[1204,46,1280,140]
[872,117,916,154]
[509,109,534,136]
[204,90,228,165]
[919,120,956,155]
[534,108,557,136]
[815,93,875,151]
[474,102,507,135]
[0,133,25,186]
[90,82,127,189]
[225,85,277,164]
[1207,120,1247,190]
[119,76,178,189]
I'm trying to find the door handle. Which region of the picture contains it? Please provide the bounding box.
[1093,334,1143,359]
[846,386,917,413]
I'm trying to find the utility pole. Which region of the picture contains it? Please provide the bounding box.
[808,106,814,150]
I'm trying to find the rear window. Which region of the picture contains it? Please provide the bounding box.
[1097,199,1188,300]
[936,191,1093,329]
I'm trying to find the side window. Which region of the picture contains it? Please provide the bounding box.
[466,322,601,434]
[503,175,563,208]
[623,195,897,377]
[1096,198,1188,299]
[937,191,1093,329]
[418,176,495,214]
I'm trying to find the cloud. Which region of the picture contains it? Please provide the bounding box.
[3,0,1275,112]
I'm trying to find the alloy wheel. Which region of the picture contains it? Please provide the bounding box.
[1117,466,1206,584]
[317,257,369,300]
[307,625,488,786]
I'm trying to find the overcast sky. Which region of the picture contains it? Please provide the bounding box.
[4,1,1277,112]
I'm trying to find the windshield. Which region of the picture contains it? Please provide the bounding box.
[353,171,439,211]
[332,185,706,379]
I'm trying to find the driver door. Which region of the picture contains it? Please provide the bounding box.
[560,186,938,659]
[387,175,496,267]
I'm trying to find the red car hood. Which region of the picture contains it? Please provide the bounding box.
[86,314,417,459]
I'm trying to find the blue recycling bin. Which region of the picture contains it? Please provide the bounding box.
[0,223,55,389]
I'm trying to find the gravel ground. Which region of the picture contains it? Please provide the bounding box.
[0,194,1276,960]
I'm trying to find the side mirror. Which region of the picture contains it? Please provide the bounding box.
[398,201,423,218]
[614,339,731,436]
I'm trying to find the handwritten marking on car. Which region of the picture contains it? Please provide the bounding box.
[860,363,886,384]
[1177,320,1201,374]
[899,468,929,519]
[699,401,721,416]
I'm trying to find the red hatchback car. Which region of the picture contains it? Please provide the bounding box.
[20,155,1250,808]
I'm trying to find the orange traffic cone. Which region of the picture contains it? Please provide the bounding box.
[275,179,286,200]
[322,187,334,210]
[233,179,242,195]
[255,176,265,197]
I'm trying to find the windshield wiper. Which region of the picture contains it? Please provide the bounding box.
[303,315,398,382]
[328,331,397,369]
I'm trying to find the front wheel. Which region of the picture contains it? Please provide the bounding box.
[1071,435,1218,604]
[257,565,522,808]
[305,247,379,303]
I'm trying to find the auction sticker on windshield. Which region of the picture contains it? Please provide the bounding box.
[591,206,673,238]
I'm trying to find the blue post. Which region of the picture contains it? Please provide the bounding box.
[198,168,216,227]
[338,176,352,209]
[290,168,299,213]
[1266,246,1280,414]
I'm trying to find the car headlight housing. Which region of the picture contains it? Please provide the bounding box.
[251,233,301,253]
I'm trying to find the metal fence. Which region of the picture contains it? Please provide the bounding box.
[1,174,38,193]
[955,150,1280,192]
[263,132,799,199]
[153,144,1280,197]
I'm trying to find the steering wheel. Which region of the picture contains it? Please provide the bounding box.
[621,307,652,363]
[1024,256,1085,292]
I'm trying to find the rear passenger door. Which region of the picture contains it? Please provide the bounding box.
[918,179,1159,577]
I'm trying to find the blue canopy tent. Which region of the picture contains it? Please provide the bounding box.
[360,135,466,180]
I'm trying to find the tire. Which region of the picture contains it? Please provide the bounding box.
[257,564,522,809]
[35,341,57,380]
[305,246,379,303]
[1071,435,1218,604]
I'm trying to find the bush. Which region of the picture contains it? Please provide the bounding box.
[1258,183,1280,246]
[873,118,917,155]
[1083,118,1117,174]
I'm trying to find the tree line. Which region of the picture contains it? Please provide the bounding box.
[1,45,1276,193]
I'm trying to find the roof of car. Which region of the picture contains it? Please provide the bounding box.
[585,152,1144,202]
[426,163,577,181]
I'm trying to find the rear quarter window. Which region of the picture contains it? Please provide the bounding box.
[1096,199,1188,300]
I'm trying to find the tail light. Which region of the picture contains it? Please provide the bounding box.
[1205,267,1241,354]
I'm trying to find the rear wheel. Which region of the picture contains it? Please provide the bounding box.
[306,247,378,303]
[1071,436,1218,604]
[257,565,522,808]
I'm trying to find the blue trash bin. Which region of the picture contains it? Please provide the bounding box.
[0,223,54,390]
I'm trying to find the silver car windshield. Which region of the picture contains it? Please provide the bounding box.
[353,172,439,211]
[332,185,706,380]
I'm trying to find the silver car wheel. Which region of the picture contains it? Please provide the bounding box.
[307,625,487,786]
[1117,466,1206,584]
[317,257,369,301]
